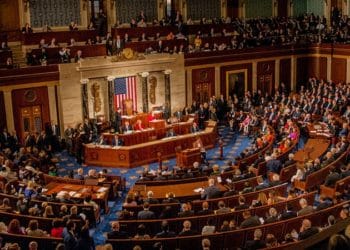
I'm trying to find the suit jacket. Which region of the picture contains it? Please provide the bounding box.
[324,172,341,187]
[178,210,194,217]
[137,210,156,219]
[240,216,261,228]
[298,205,314,216]
[280,210,297,220]
[201,185,221,199]
[244,240,266,250]
[64,231,77,250]
[266,159,282,173]
[298,227,319,240]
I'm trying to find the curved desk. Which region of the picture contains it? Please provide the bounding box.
[84,122,217,168]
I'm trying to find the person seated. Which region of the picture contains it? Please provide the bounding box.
[130,18,137,28]
[85,169,98,180]
[48,38,58,48]
[87,21,95,30]
[94,35,102,44]
[6,57,14,69]
[133,224,150,239]
[297,198,314,216]
[107,221,129,239]
[68,38,76,47]
[178,203,194,217]
[201,178,221,200]
[134,120,144,131]
[69,21,78,31]
[178,220,197,236]
[122,121,133,133]
[21,23,33,34]
[298,219,320,240]
[139,33,148,42]
[137,18,147,28]
[59,47,70,63]
[155,220,176,238]
[166,128,176,137]
[240,210,261,228]
[74,50,83,63]
[111,134,123,146]
[137,202,155,219]
[191,122,200,133]
[39,39,47,48]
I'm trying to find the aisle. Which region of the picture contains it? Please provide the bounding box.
[55,126,251,245]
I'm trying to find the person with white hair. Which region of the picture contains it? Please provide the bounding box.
[144,190,159,204]
[298,219,319,240]
[201,178,221,200]
[244,228,266,249]
[283,153,296,167]
[298,198,314,216]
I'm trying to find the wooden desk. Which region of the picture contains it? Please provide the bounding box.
[176,147,201,168]
[294,138,330,162]
[43,182,109,212]
[130,179,227,201]
[85,124,217,168]
[103,121,192,146]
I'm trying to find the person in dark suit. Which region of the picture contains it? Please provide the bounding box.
[324,168,341,187]
[254,176,270,191]
[279,203,297,220]
[137,202,156,219]
[155,220,176,238]
[122,121,133,133]
[201,178,221,200]
[298,219,320,240]
[111,134,123,146]
[316,195,332,211]
[166,128,176,137]
[266,154,282,174]
[178,220,197,236]
[197,201,213,215]
[235,196,250,211]
[162,192,179,204]
[244,228,266,250]
[107,221,129,239]
[240,210,261,228]
[178,203,194,217]
[283,153,296,168]
[114,108,122,133]
[113,35,124,54]
[63,220,78,250]
[143,191,159,204]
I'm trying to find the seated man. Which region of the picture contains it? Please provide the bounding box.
[122,121,133,133]
[111,134,123,146]
[201,178,221,200]
[191,122,200,133]
[298,219,320,240]
[166,128,176,137]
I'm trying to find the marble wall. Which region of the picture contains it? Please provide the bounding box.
[59,53,185,129]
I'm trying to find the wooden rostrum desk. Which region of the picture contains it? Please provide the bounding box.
[84,121,217,168]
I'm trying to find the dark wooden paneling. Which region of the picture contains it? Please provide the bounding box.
[277,0,288,17]
[0,91,6,132]
[297,57,327,89]
[331,58,346,83]
[257,60,275,94]
[0,0,20,33]
[220,63,253,98]
[192,67,215,103]
[279,58,291,92]
[12,86,50,141]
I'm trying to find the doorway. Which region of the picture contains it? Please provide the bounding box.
[20,105,42,139]
[277,0,288,17]
[226,70,247,101]
[257,74,273,96]
[194,82,211,104]
[227,0,239,18]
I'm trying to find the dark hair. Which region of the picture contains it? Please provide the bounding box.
[66,220,75,231]
[52,219,61,228]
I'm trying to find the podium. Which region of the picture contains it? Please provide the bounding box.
[176,147,201,168]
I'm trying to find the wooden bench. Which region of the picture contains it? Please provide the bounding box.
[320,175,350,199]
[0,232,63,250]
[107,200,348,250]
[117,192,316,236]
[294,146,350,192]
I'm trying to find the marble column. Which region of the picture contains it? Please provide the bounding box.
[107,76,115,122]
[164,69,172,114]
[141,72,149,113]
[80,79,89,119]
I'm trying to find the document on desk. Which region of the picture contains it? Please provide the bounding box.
[194,187,204,193]
[97,187,108,192]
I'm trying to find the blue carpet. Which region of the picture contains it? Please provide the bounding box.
[55,126,251,245]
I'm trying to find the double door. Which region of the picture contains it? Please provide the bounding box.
[20,105,42,139]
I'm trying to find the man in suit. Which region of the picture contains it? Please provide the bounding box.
[122,121,133,133]
[155,220,176,238]
[63,220,78,250]
[235,196,250,211]
[283,153,296,168]
[244,229,266,250]
[316,195,332,211]
[298,198,314,216]
[114,108,122,133]
[255,176,270,191]
[107,221,129,239]
[137,202,155,219]
[143,191,159,204]
[178,203,194,217]
[279,203,297,220]
[324,168,341,187]
[201,178,221,200]
[266,154,282,174]
[298,219,320,240]
[240,210,261,228]
[197,201,213,215]
[113,35,124,54]
[215,200,231,214]
[178,220,197,236]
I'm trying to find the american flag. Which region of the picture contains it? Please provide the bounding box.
[114,76,137,112]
